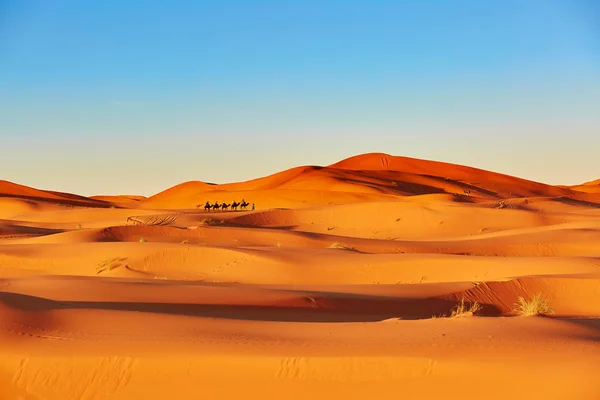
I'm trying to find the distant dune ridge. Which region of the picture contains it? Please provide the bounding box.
[1,153,597,206]
[1,152,600,400]
[132,152,595,209]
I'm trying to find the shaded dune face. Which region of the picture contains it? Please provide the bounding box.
[1,153,600,400]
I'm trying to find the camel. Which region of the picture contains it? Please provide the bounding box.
[198,200,250,212]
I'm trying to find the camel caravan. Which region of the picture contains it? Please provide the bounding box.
[197,199,253,212]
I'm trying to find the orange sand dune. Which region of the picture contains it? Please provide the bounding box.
[142,153,581,210]
[330,153,575,197]
[570,178,600,194]
[1,153,600,399]
[1,276,599,400]
[90,194,146,204]
[0,180,111,208]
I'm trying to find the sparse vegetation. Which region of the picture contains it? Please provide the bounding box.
[180,239,190,244]
[432,297,482,319]
[201,217,219,226]
[139,236,146,242]
[76,223,81,229]
[513,293,555,316]
[329,242,356,251]
[96,257,127,274]
[450,297,482,318]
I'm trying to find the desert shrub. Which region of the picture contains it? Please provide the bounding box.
[450,297,482,318]
[139,236,146,243]
[514,293,555,316]
[329,242,355,251]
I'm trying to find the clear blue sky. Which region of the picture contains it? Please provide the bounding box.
[1,0,598,196]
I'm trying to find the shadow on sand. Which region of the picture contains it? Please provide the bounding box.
[0,291,504,323]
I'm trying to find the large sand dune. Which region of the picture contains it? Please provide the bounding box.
[1,153,599,399]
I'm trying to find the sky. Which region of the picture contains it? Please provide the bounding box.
[1,0,599,196]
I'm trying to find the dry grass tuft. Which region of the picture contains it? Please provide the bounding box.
[201,217,218,226]
[449,297,482,318]
[513,293,555,316]
[329,242,356,251]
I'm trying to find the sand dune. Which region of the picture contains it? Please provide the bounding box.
[90,194,147,204]
[570,178,600,194]
[0,180,111,207]
[141,153,583,211]
[1,153,600,399]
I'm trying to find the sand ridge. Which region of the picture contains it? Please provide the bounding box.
[1,153,600,399]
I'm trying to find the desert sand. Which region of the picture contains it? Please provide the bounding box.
[1,153,599,399]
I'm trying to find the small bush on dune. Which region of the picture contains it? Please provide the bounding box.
[201,218,216,225]
[450,297,482,318]
[329,242,356,251]
[514,293,554,316]
[139,236,146,243]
